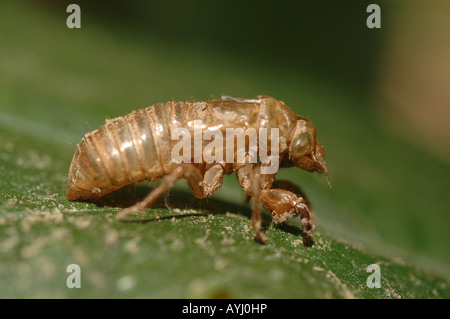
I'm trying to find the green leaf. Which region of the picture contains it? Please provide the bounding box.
[0,1,448,298]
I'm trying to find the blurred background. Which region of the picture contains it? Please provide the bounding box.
[0,0,449,296]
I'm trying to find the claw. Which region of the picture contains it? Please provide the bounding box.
[261,188,314,247]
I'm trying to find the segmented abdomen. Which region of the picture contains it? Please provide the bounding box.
[67,102,185,201]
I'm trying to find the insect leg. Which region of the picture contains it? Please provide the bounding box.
[260,187,314,247]
[251,169,267,244]
[270,180,315,226]
[201,163,225,198]
[171,163,225,200]
[236,163,274,244]
[115,165,203,220]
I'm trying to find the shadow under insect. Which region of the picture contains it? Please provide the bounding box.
[95,183,313,246]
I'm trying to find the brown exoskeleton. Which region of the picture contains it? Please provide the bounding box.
[67,96,329,246]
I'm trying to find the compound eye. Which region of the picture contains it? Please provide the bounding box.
[291,133,313,158]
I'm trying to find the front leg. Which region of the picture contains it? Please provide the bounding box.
[270,180,315,227]
[261,187,314,247]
